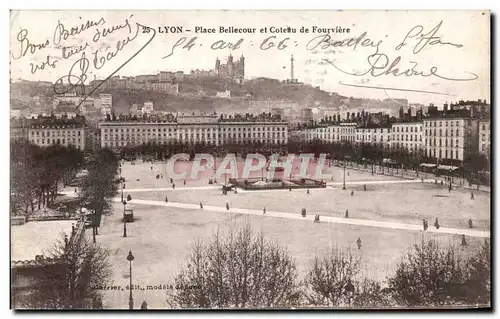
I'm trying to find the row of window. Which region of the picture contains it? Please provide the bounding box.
[425,129,461,137]
[30,138,83,146]
[393,126,422,133]
[103,132,286,140]
[393,135,422,142]
[426,148,461,160]
[425,139,460,147]
[102,139,284,148]
[424,120,461,127]
[102,126,287,133]
[31,130,82,137]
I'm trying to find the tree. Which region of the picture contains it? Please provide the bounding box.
[81,148,119,233]
[304,249,362,307]
[166,224,301,308]
[388,238,477,306]
[463,239,491,305]
[21,233,111,309]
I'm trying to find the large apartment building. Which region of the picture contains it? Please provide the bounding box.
[355,126,392,149]
[99,114,288,149]
[423,116,479,163]
[28,121,86,150]
[391,122,423,153]
[301,122,357,144]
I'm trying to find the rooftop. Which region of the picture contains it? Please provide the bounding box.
[11,220,74,262]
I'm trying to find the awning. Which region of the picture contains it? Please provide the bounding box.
[437,165,459,171]
[420,163,436,168]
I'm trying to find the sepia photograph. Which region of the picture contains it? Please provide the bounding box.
[9,9,491,310]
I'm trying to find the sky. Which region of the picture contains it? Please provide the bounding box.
[10,10,490,105]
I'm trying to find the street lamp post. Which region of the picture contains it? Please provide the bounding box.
[127,251,135,310]
[123,201,127,238]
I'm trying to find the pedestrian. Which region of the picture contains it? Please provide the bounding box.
[226,202,229,210]
[263,207,266,215]
[289,187,292,191]
[461,234,467,246]
[141,301,148,310]
[345,209,349,218]
[471,192,474,200]
[170,178,173,183]
[307,188,310,195]
[165,196,168,203]
[434,218,440,230]
[172,183,175,189]
[184,180,186,185]
[351,190,354,196]
[441,180,443,186]
[422,219,427,231]
[200,202,203,209]
[468,218,473,229]
[74,188,77,194]
[301,208,306,217]
[151,166,153,170]
[234,188,238,194]
[363,184,367,191]
[356,237,362,250]
[421,178,424,183]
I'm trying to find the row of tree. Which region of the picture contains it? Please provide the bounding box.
[79,148,120,233]
[10,141,85,217]
[167,225,491,308]
[13,145,120,309]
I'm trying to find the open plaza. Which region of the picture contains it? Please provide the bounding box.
[63,160,490,309]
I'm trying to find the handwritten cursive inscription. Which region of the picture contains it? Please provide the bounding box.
[73,22,157,110]
[11,29,50,60]
[53,17,106,46]
[306,32,383,54]
[395,20,463,54]
[323,52,478,81]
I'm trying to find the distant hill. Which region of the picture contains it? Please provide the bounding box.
[10,78,413,116]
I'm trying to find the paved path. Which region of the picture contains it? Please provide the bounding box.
[62,178,437,195]
[110,197,490,239]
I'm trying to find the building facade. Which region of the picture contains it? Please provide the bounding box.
[28,118,86,150]
[10,118,30,141]
[478,119,490,158]
[355,126,392,148]
[423,117,479,163]
[99,114,288,149]
[391,122,423,153]
[300,122,357,144]
[99,94,112,115]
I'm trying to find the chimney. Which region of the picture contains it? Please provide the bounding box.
[443,103,448,112]
[346,112,350,121]
[35,255,44,261]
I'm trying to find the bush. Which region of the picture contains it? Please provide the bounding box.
[388,238,491,307]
